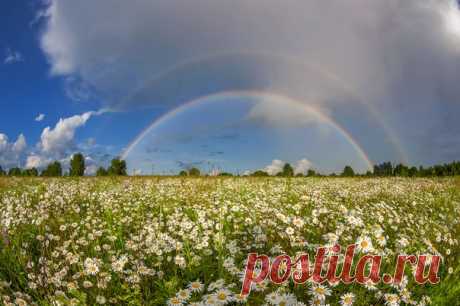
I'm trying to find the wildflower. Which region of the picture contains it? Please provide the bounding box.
[14,298,28,306]
[384,294,400,306]
[356,236,373,253]
[82,280,93,288]
[208,279,225,291]
[214,288,233,304]
[96,295,106,304]
[292,217,304,228]
[84,258,99,275]
[310,284,331,300]
[340,293,355,306]
[176,289,191,301]
[188,280,204,293]
[285,227,295,236]
[167,296,183,306]
[111,255,128,272]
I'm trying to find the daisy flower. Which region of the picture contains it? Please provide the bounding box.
[340,293,355,306]
[188,280,204,293]
[356,236,374,253]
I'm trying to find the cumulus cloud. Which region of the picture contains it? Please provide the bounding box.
[263,158,313,175]
[264,159,286,176]
[25,110,108,170]
[39,111,94,155]
[294,159,313,175]
[38,0,460,165]
[0,133,27,168]
[0,110,110,172]
[4,48,23,64]
[35,113,45,122]
[25,154,50,169]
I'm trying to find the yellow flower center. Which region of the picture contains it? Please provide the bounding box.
[217,293,227,300]
[315,287,325,295]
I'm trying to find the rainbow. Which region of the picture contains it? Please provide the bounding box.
[117,50,408,164]
[121,90,374,171]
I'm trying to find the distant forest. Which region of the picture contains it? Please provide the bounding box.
[1,152,460,178]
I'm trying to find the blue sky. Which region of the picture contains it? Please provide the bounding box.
[1,1,460,175]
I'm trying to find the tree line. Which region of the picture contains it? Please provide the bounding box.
[1,154,460,178]
[0,153,127,177]
[248,161,460,177]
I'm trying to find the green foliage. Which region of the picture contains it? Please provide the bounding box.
[8,167,22,176]
[252,170,269,177]
[307,169,317,177]
[22,168,38,177]
[0,177,457,305]
[96,166,108,176]
[108,158,127,176]
[179,170,188,176]
[218,172,233,176]
[69,153,85,176]
[373,161,460,177]
[341,165,355,177]
[373,162,393,176]
[281,163,294,177]
[393,163,409,177]
[41,161,63,177]
[188,167,201,176]
[0,165,5,176]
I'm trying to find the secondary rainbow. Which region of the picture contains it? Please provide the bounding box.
[121,90,374,171]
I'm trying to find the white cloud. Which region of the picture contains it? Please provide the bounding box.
[35,113,46,122]
[264,159,285,176]
[0,134,8,152]
[24,110,111,172]
[25,154,50,169]
[39,111,94,155]
[0,133,27,168]
[294,158,313,175]
[4,48,23,64]
[12,134,27,153]
[38,0,460,164]
[263,158,313,175]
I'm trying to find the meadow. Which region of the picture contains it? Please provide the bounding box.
[0,177,458,305]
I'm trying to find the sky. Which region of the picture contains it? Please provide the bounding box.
[1,0,460,175]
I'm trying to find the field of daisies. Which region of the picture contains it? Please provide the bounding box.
[0,177,458,306]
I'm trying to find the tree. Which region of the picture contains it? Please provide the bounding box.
[70,153,85,176]
[108,158,127,176]
[23,168,38,177]
[281,163,294,177]
[8,167,22,176]
[307,169,317,177]
[179,170,188,176]
[0,165,5,176]
[252,170,269,177]
[96,167,108,176]
[188,167,201,176]
[373,162,393,176]
[218,172,233,176]
[42,161,62,177]
[393,164,409,177]
[408,166,418,177]
[341,165,355,177]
